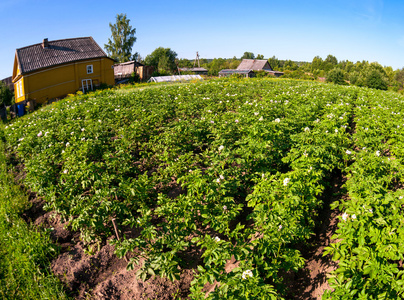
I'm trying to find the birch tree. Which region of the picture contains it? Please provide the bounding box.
[104,13,136,63]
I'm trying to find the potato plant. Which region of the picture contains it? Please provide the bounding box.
[4,78,404,298]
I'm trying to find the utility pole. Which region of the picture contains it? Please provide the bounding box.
[193,51,200,68]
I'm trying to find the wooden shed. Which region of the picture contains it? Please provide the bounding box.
[114,61,154,82]
[12,37,115,104]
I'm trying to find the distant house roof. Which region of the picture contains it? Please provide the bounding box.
[266,70,284,77]
[179,67,208,73]
[114,60,144,68]
[218,69,256,78]
[15,37,111,75]
[237,59,273,71]
[219,69,255,75]
[1,76,14,92]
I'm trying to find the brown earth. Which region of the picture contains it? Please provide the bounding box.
[24,174,344,300]
[286,208,340,300]
[29,202,193,300]
[286,171,345,299]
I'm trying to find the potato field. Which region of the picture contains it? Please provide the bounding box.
[2,78,404,299]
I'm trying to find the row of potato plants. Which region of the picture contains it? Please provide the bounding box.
[325,88,404,299]
[3,78,358,298]
[177,89,355,299]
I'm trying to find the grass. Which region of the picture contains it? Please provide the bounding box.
[0,127,69,300]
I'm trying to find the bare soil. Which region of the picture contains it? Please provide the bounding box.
[24,172,344,300]
[27,196,193,300]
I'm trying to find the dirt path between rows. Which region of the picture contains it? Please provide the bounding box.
[23,171,344,299]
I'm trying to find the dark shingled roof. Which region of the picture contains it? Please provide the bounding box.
[16,37,109,74]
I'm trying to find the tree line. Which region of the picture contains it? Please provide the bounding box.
[3,13,404,107]
[142,50,404,93]
[103,13,404,92]
[104,13,401,92]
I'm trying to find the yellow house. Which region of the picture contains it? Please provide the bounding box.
[12,37,115,104]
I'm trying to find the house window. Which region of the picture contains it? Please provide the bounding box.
[87,65,93,74]
[16,80,23,99]
[19,81,23,98]
[15,82,19,98]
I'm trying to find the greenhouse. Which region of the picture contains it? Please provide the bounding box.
[148,75,203,83]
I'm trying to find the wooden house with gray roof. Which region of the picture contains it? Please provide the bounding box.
[12,37,115,104]
[219,59,284,78]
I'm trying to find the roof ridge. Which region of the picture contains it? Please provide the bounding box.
[15,37,109,75]
[16,36,93,51]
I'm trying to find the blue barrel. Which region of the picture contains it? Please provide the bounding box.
[17,104,24,117]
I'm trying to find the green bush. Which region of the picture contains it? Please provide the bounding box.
[254,70,269,78]
[326,68,347,85]
[0,81,13,106]
[230,73,244,79]
[366,69,388,90]
[129,72,140,83]
[282,69,314,80]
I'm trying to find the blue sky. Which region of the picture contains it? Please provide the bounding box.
[1,0,404,80]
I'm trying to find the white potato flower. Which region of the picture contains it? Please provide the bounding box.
[242,270,253,279]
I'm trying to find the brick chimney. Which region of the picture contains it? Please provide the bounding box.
[42,38,49,49]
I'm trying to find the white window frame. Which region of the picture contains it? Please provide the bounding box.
[15,82,19,98]
[81,79,93,93]
[86,65,93,74]
[16,80,22,99]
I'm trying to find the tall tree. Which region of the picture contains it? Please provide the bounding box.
[366,69,388,90]
[395,68,404,90]
[0,81,13,106]
[205,58,227,76]
[144,47,178,75]
[283,60,298,71]
[132,52,142,63]
[241,52,255,59]
[325,54,338,65]
[177,58,192,68]
[326,68,346,85]
[268,56,280,70]
[104,13,137,63]
[311,56,324,72]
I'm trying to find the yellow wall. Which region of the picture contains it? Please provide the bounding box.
[14,58,115,104]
